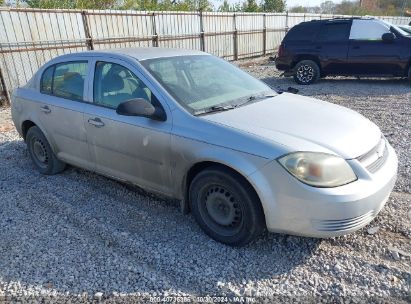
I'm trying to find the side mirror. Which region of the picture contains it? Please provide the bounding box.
[382,32,395,43]
[116,98,166,121]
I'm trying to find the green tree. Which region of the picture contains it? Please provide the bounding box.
[120,0,160,10]
[376,0,403,15]
[25,0,213,10]
[218,0,242,12]
[242,0,259,12]
[231,2,242,11]
[289,5,308,13]
[260,0,285,12]
[25,0,119,9]
[218,0,230,11]
[172,0,213,11]
[320,0,335,14]
[334,0,370,15]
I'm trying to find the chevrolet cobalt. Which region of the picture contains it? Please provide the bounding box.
[11,48,398,246]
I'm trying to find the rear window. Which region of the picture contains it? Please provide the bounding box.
[284,22,319,42]
[40,66,54,94]
[317,23,350,41]
[40,61,87,101]
[53,62,87,101]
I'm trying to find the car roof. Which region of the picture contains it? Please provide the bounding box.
[52,47,208,62]
[305,17,375,24]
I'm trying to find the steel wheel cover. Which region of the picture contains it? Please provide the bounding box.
[31,137,49,168]
[198,184,243,236]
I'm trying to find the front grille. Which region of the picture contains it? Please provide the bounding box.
[366,148,388,173]
[357,137,388,174]
[312,210,375,232]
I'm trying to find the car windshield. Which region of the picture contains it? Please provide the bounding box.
[399,25,411,35]
[141,55,274,114]
[381,20,411,36]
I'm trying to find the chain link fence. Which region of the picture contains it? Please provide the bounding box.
[0,7,409,105]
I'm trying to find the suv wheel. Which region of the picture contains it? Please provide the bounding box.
[189,166,266,246]
[26,126,66,175]
[293,60,320,85]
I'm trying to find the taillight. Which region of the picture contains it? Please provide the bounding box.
[278,44,285,57]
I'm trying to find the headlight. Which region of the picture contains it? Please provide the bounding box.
[278,152,357,187]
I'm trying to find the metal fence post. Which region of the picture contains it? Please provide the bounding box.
[151,13,159,47]
[233,13,238,60]
[199,10,205,52]
[0,66,10,106]
[262,14,266,56]
[285,11,289,33]
[82,11,94,50]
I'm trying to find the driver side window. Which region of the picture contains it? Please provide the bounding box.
[93,61,155,109]
[349,20,391,41]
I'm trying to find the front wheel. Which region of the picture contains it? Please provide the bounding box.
[189,167,266,246]
[293,60,320,85]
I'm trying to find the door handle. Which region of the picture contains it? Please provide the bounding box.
[315,46,322,49]
[352,45,360,49]
[40,105,51,114]
[88,117,105,128]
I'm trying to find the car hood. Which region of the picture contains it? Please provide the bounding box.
[201,93,381,159]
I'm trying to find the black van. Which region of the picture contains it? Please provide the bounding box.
[275,17,411,84]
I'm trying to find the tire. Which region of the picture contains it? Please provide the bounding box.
[293,60,320,85]
[26,126,65,175]
[189,166,266,246]
[408,65,411,83]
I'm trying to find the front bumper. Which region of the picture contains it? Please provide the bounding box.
[248,143,398,238]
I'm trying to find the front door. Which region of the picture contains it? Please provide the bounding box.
[347,19,402,75]
[83,58,173,195]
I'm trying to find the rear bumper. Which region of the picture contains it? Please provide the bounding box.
[248,143,398,238]
[275,56,292,72]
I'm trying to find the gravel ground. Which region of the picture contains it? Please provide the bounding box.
[0,57,410,302]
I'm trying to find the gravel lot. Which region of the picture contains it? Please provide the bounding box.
[0,57,410,302]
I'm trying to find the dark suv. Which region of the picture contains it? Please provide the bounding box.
[275,18,411,85]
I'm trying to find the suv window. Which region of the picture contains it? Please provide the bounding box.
[317,23,350,41]
[93,62,157,109]
[40,61,87,101]
[285,22,319,42]
[349,19,390,40]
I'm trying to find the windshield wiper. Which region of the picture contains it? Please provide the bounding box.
[194,104,236,116]
[194,94,275,116]
[234,94,276,108]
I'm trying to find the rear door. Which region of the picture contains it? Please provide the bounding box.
[283,22,320,60]
[37,59,93,170]
[83,57,173,196]
[314,21,351,75]
[347,19,402,75]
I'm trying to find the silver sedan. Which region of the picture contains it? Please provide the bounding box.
[11,48,398,246]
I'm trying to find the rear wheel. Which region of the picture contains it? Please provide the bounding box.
[189,166,265,246]
[293,60,320,85]
[26,126,65,175]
